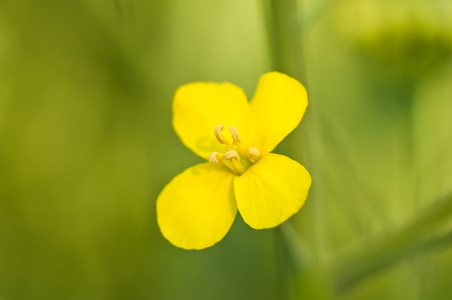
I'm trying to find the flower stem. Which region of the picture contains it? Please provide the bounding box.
[262,0,313,165]
[263,0,306,82]
[264,1,315,298]
[274,224,297,300]
[274,222,309,300]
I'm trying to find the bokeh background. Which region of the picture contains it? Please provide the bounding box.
[1,0,452,299]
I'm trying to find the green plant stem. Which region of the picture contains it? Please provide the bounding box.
[264,2,308,298]
[263,0,306,82]
[264,2,324,298]
[274,223,301,300]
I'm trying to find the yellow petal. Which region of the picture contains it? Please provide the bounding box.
[173,82,250,160]
[234,153,311,229]
[248,72,308,153]
[157,163,237,249]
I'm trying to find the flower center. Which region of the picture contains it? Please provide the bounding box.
[209,124,260,175]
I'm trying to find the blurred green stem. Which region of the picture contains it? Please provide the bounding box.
[263,0,306,83]
[274,223,302,300]
[264,1,308,298]
[264,1,321,298]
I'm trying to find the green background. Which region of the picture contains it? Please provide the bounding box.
[1,0,452,299]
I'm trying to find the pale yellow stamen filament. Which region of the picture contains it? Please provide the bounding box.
[209,151,240,175]
[214,125,231,145]
[224,150,245,173]
[209,152,221,164]
[211,125,259,174]
[224,150,240,161]
[247,147,260,163]
[229,126,242,144]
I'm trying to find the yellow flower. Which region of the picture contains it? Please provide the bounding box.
[157,72,312,250]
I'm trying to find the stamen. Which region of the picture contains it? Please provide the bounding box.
[229,126,242,144]
[224,150,245,174]
[248,147,260,163]
[209,151,241,175]
[224,150,240,161]
[210,126,251,174]
[209,152,221,164]
[214,125,231,145]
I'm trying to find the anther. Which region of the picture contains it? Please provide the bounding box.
[229,126,242,144]
[209,151,241,174]
[214,125,231,145]
[224,150,245,174]
[248,147,260,163]
[224,150,240,161]
[209,152,221,164]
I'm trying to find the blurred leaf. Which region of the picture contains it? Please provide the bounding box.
[334,191,452,295]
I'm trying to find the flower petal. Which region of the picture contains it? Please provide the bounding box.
[234,153,311,229]
[248,72,308,153]
[157,163,237,249]
[173,82,250,160]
